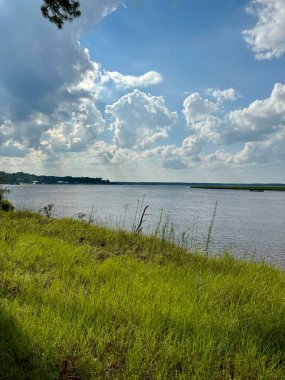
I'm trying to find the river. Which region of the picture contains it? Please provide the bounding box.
[6,184,285,267]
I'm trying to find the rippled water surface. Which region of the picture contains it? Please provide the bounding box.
[7,184,285,267]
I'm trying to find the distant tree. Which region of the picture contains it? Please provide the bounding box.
[41,0,81,29]
[0,171,7,184]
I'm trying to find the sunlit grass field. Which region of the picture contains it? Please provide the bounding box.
[0,210,285,379]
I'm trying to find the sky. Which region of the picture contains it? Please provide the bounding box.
[0,0,285,182]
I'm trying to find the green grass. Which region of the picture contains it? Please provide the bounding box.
[0,211,285,379]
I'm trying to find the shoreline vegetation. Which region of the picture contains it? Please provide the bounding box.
[1,171,285,190]
[190,184,285,191]
[1,210,285,378]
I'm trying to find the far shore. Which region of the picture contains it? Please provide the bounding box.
[190,185,285,191]
[3,182,285,191]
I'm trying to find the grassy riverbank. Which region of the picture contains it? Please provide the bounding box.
[1,211,285,379]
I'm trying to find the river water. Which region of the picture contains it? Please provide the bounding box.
[6,184,285,267]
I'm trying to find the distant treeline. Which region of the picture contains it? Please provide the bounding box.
[1,171,284,188]
[0,171,110,185]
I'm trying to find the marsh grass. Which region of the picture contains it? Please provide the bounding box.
[205,200,218,258]
[0,210,285,379]
[55,195,200,252]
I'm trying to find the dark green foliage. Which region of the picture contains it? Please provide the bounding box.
[0,187,14,211]
[0,171,7,183]
[41,0,81,29]
[0,170,109,185]
[1,199,14,211]
[0,308,40,379]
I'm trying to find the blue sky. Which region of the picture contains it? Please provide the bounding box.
[82,0,284,106]
[0,0,285,182]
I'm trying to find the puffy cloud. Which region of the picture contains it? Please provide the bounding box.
[41,118,105,153]
[0,120,15,145]
[204,127,285,167]
[181,136,204,159]
[0,0,168,166]
[202,150,232,166]
[105,70,163,88]
[106,90,178,149]
[208,88,239,102]
[1,0,285,177]
[0,0,121,154]
[243,0,285,60]
[0,141,27,158]
[225,83,285,143]
[183,83,285,145]
[78,83,285,170]
[162,159,188,170]
[0,0,113,118]
[182,92,223,155]
[0,118,45,157]
[232,127,285,164]
[95,144,141,166]
[40,95,105,152]
[178,83,285,167]
[145,142,210,170]
[183,93,218,125]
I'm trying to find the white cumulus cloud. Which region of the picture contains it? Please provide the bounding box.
[183,93,218,125]
[208,88,239,102]
[180,83,285,167]
[41,109,105,153]
[106,70,163,88]
[183,83,285,146]
[243,0,285,60]
[232,127,285,164]
[106,90,178,150]
[226,83,285,142]
[0,0,122,157]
